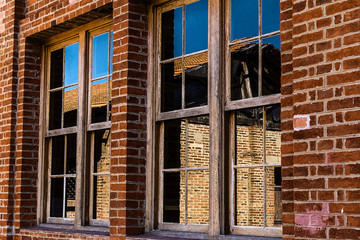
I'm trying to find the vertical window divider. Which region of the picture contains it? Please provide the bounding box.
[263,106,267,228]
[89,132,95,222]
[184,119,189,225]
[208,0,224,236]
[75,30,87,227]
[158,122,165,227]
[63,135,68,219]
[46,138,52,221]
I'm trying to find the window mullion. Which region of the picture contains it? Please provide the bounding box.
[208,0,225,236]
[74,30,87,227]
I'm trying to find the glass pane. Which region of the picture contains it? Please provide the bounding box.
[235,167,264,226]
[231,41,259,100]
[265,104,281,164]
[66,134,77,174]
[92,32,109,78]
[231,0,259,41]
[187,169,209,224]
[266,167,282,227]
[161,7,182,60]
[164,120,182,169]
[109,77,112,120]
[185,0,208,54]
[50,48,63,89]
[161,60,182,112]
[94,129,111,173]
[187,116,209,168]
[262,35,281,96]
[65,177,76,218]
[51,136,64,175]
[50,178,64,217]
[91,79,108,123]
[49,90,62,130]
[93,175,110,220]
[110,31,113,74]
[262,0,280,34]
[64,43,79,86]
[185,52,208,108]
[235,107,264,165]
[63,86,78,128]
[163,172,180,223]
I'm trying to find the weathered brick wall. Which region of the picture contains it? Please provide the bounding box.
[281,0,360,239]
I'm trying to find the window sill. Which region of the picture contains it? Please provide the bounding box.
[21,223,109,236]
[127,231,281,240]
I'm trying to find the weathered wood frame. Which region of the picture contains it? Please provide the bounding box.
[146,0,282,237]
[37,17,112,228]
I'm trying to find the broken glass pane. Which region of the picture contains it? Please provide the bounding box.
[266,166,282,227]
[93,130,111,173]
[93,175,110,220]
[65,177,76,218]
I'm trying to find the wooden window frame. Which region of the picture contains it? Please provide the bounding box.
[146,0,282,238]
[37,16,112,228]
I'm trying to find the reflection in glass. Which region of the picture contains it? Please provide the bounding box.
[235,167,264,226]
[49,90,62,130]
[110,32,113,74]
[161,7,182,60]
[164,120,181,169]
[91,79,108,123]
[93,33,109,78]
[163,172,180,223]
[63,86,78,128]
[93,175,110,220]
[262,35,281,96]
[51,136,65,175]
[185,53,208,108]
[65,177,76,218]
[187,170,209,224]
[64,43,79,86]
[235,107,263,165]
[50,178,64,217]
[66,134,77,174]
[185,0,208,54]
[231,42,259,100]
[231,0,258,41]
[265,104,281,164]
[266,167,282,227]
[161,61,182,112]
[187,116,209,168]
[50,48,63,89]
[262,0,280,34]
[93,130,110,173]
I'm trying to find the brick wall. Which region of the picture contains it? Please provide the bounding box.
[280,0,360,239]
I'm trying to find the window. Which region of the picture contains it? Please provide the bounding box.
[148,0,281,237]
[40,19,112,227]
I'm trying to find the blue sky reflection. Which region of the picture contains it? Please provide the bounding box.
[65,43,79,86]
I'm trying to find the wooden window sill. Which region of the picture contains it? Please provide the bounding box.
[21,223,109,236]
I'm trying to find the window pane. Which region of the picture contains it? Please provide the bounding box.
[110,32,113,74]
[50,178,64,217]
[91,79,108,123]
[64,43,79,86]
[235,107,263,165]
[65,177,76,218]
[93,175,110,220]
[50,48,63,89]
[161,61,182,112]
[161,7,182,60]
[63,86,78,128]
[186,169,209,224]
[109,77,112,120]
[231,41,259,100]
[262,35,281,96]
[92,33,109,78]
[94,130,110,173]
[185,0,208,54]
[266,166,282,227]
[49,90,62,130]
[164,120,182,169]
[265,104,281,164]
[262,0,280,34]
[231,0,258,41]
[66,134,77,174]
[187,116,209,168]
[235,167,264,226]
[51,136,64,175]
[163,172,181,223]
[185,52,208,108]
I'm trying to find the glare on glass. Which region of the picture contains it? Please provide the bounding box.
[64,43,79,86]
[92,32,109,78]
[185,0,208,54]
